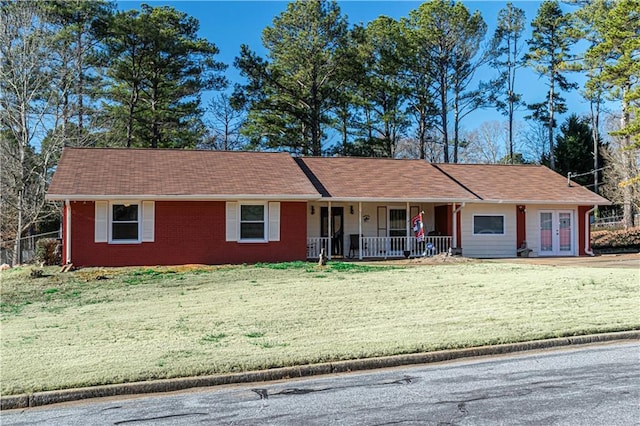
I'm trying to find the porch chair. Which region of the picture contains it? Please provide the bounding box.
[348,234,365,258]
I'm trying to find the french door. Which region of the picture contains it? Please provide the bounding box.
[539,211,574,256]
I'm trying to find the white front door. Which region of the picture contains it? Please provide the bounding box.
[539,211,574,256]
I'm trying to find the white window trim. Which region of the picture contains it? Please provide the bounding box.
[472,214,506,236]
[238,202,268,243]
[109,201,142,244]
[387,206,407,237]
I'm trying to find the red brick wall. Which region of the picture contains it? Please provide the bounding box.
[66,201,307,267]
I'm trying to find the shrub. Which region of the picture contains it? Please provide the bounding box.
[35,238,61,266]
[591,227,640,249]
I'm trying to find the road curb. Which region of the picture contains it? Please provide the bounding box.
[2,330,638,410]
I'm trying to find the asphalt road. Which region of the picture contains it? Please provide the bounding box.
[2,342,638,425]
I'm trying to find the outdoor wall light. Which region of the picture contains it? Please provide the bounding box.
[350,206,354,214]
[311,206,315,215]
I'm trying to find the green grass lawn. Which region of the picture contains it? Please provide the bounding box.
[1,261,638,395]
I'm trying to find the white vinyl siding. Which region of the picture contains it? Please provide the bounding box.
[462,205,515,258]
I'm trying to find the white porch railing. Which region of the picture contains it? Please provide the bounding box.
[307,237,330,259]
[307,236,452,259]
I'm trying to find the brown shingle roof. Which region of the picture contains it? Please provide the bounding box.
[297,157,479,201]
[435,163,610,205]
[47,149,611,206]
[46,148,320,200]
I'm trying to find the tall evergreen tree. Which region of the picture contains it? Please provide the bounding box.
[102,5,226,149]
[356,16,411,157]
[525,0,577,170]
[582,0,639,226]
[233,0,351,156]
[485,3,526,164]
[553,114,605,188]
[44,0,114,146]
[406,0,486,163]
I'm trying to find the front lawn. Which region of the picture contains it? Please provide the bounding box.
[1,261,638,395]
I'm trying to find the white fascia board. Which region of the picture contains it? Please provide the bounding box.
[46,194,321,201]
[315,197,479,203]
[471,199,610,206]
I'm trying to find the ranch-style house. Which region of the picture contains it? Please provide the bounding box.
[46,148,610,267]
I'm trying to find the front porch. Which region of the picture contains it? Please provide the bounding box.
[306,235,453,260]
[305,201,460,260]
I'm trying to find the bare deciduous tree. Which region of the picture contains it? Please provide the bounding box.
[0,2,63,264]
[201,94,245,151]
[461,121,508,164]
[602,113,640,227]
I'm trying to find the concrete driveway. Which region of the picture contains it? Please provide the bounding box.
[364,252,640,269]
[485,252,640,269]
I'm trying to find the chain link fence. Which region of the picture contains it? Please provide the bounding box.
[0,231,61,266]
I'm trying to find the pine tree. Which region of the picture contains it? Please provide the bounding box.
[582,0,640,226]
[102,5,226,149]
[525,0,578,170]
[233,0,351,156]
[553,114,605,188]
[406,0,487,163]
[486,3,526,164]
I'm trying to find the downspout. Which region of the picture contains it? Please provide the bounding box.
[358,202,362,260]
[452,202,465,249]
[585,205,597,256]
[65,200,71,264]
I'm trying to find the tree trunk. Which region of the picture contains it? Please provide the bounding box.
[590,95,600,194]
[621,86,633,228]
[440,77,449,163]
[453,92,460,164]
[548,74,555,170]
[508,91,514,164]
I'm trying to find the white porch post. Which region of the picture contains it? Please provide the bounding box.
[405,202,410,253]
[327,201,332,260]
[358,202,363,260]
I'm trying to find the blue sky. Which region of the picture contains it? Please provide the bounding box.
[117,1,593,153]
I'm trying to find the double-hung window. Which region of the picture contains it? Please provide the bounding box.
[240,204,266,240]
[226,201,280,243]
[112,204,140,241]
[95,201,154,244]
